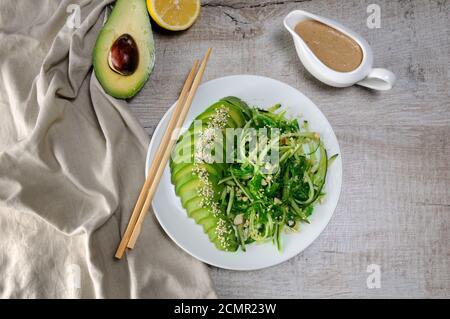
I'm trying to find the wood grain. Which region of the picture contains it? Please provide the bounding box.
[128,0,450,298]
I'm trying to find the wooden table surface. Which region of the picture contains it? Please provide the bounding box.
[129,0,449,298]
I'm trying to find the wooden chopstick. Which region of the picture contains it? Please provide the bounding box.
[114,60,199,260]
[126,48,213,249]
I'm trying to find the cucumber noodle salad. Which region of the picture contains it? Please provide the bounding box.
[170,97,338,252]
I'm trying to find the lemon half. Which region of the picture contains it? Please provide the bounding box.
[147,0,201,31]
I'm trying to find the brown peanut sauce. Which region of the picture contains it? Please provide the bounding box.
[295,20,363,73]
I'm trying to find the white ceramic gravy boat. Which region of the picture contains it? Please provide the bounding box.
[284,10,396,90]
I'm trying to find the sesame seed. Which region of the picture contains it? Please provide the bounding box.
[189,106,233,247]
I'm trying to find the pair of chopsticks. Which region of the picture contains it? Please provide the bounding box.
[115,48,212,259]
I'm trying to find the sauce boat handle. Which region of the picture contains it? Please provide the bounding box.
[356,68,396,91]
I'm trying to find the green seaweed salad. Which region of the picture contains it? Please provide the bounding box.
[170,97,338,252]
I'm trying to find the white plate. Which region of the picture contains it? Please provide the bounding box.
[146,75,342,270]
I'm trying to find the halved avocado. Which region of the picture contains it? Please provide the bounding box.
[93,0,155,99]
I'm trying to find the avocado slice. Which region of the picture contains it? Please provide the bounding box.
[169,98,249,252]
[93,0,155,99]
[172,163,222,187]
[190,208,212,224]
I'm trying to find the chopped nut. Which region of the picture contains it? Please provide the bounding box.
[233,214,244,225]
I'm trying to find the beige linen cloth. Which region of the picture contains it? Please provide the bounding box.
[0,0,216,298]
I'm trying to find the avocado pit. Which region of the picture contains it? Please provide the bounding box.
[108,34,139,76]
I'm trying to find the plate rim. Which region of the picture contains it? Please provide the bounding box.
[146,74,343,271]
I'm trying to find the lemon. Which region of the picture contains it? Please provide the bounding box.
[147,0,201,31]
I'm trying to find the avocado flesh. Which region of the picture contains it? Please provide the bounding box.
[171,163,221,188]
[93,0,155,99]
[169,98,251,252]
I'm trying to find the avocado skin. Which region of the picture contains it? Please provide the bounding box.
[93,0,155,99]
